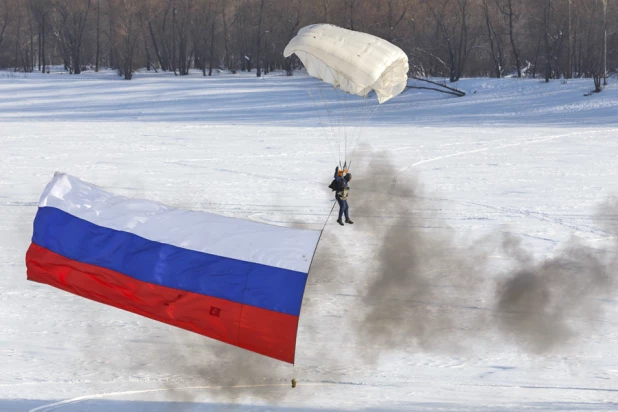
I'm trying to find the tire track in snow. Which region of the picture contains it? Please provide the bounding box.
[27,382,352,411]
[28,379,618,411]
[390,128,618,236]
[392,129,616,187]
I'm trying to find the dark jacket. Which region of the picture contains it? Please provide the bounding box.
[334,172,349,199]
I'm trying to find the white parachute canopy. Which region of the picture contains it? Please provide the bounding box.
[284,24,409,104]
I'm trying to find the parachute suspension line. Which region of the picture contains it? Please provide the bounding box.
[331,66,348,167]
[318,85,342,167]
[307,87,340,167]
[311,52,346,167]
[350,96,371,166]
[352,99,379,165]
[332,81,345,167]
[333,88,342,166]
[321,61,352,168]
[350,96,366,168]
[305,55,341,167]
[344,90,350,165]
[344,95,363,172]
[292,200,337,388]
[348,95,380,169]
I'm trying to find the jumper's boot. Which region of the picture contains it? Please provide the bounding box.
[337,218,344,226]
[345,219,354,224]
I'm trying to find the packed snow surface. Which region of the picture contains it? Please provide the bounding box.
[1,69,618,411]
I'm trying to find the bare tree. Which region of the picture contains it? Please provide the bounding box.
[95,0,100,71]
[1,0,616,81]
[543,0,552,82]
[255,0,266,77]
[536,0,566,82]
[566,0,572,78]
[601,0,607,85]
[30,0,49,72]
[26,0,34,72]
[495,0,522,77]
[483,0,504,78]
[51,0,93,74]
[385,0,411,42]
[207,5,216,76]
[115,0,151,79]
[0,0,10,51]
[147,0,171,71]
[219,0,231,71]
[425,0,474,82]
[174,0,194,76]
[283,0,304,75]
[192,0,216,76]
[343,0,359,29]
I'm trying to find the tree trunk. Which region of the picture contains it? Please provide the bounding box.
[566,0,572,79]
[455,0,470,82]
[255,0,265,77]
[483,1,502,78]
[41,14,45,73]
[27,1,34,72]
[496,0,522,78]
[221,0,230,70]
[208,15,216,76]
[543,0,552,82]
[426,2,459,82]
[148,21,166,71]
[95,0,100,72]
[593,73,602,92]
[284,0,303,76]
[73,0,92,75]
[143,27,152,71]
[172,0,177,75]
[108,0,115,69]
[602,0,607,86]
[0,4,8,51]
[37,20,41,71]
[532,32,541,78]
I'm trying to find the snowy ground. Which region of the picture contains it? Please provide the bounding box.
[1,69,618,411]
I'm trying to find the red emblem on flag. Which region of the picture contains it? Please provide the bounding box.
[209,306,221,317]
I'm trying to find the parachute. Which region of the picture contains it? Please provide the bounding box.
[284,24,409,104]
[284,24,409,169]
[26,173,321,363]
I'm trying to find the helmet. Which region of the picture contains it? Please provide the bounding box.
[344,173,352,181]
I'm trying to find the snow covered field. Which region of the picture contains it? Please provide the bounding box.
[1,69,618,411]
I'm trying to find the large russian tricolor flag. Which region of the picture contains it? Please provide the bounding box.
[26,173,322,363]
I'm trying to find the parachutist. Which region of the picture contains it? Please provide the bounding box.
[291,378,297,388]
[285,25,408,206]
[333,167,352,226]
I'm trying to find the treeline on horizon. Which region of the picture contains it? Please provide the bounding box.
[0,0,615,85]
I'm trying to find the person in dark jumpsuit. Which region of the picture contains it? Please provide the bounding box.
[334,167,353,226]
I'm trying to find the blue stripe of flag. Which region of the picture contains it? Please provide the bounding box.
[32,207,308,316]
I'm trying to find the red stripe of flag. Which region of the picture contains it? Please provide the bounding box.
[26,243,298,363]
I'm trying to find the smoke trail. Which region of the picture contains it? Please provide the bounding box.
[494,214,617,353]
[344,148,617,359]
[157,333,290,404]
[82,318,291,406]
[347,149,488,358]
